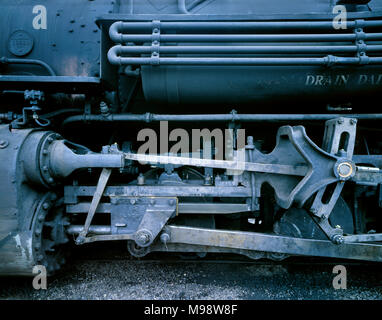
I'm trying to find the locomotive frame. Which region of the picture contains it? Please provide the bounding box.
[1,0,382,275]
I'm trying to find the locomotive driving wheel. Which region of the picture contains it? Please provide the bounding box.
[31,193,70,275]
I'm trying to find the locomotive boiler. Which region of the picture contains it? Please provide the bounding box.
[1,0,382,275]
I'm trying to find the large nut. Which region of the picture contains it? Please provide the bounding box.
[134,229,153,247]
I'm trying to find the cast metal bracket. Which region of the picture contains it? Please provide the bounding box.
[309,117,357,243]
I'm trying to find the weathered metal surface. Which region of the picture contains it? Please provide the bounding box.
[1,1,382,275]
[0,126,38,275]
[165,225,382,262]
[64,185,252,201]
[76,168,112,243]
[66,202,250,215]
[104,16,382,105]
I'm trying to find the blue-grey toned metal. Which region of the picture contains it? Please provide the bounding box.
[2,0,382,275]
[103,14,382,104]
[62,113,382,126]
[164,225,382,262]
[0,57,56,76]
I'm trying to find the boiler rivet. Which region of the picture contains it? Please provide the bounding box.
[0,140,8,149]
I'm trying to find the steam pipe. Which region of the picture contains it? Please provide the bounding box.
[0,57,56,76]
[109,20,382,37]
[109,32,382,43]
[108,54,381,66]
[109,44,382,55]
[62,113,382,126]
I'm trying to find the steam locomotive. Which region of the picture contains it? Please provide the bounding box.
[1,0,382,276]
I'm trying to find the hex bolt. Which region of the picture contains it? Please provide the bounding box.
[138,234,148,243]
[42,202,50,210]
[130,199,136,205]
[38,214,44,222]
[100,101,109,115]
[332,234,345,245]
[137,233,150,245]
[168,199,175,206]
[150,199,156,205]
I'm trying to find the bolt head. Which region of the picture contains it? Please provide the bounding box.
[138,234,149,243]
[135,230,153,247]
[332,234,344,245]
